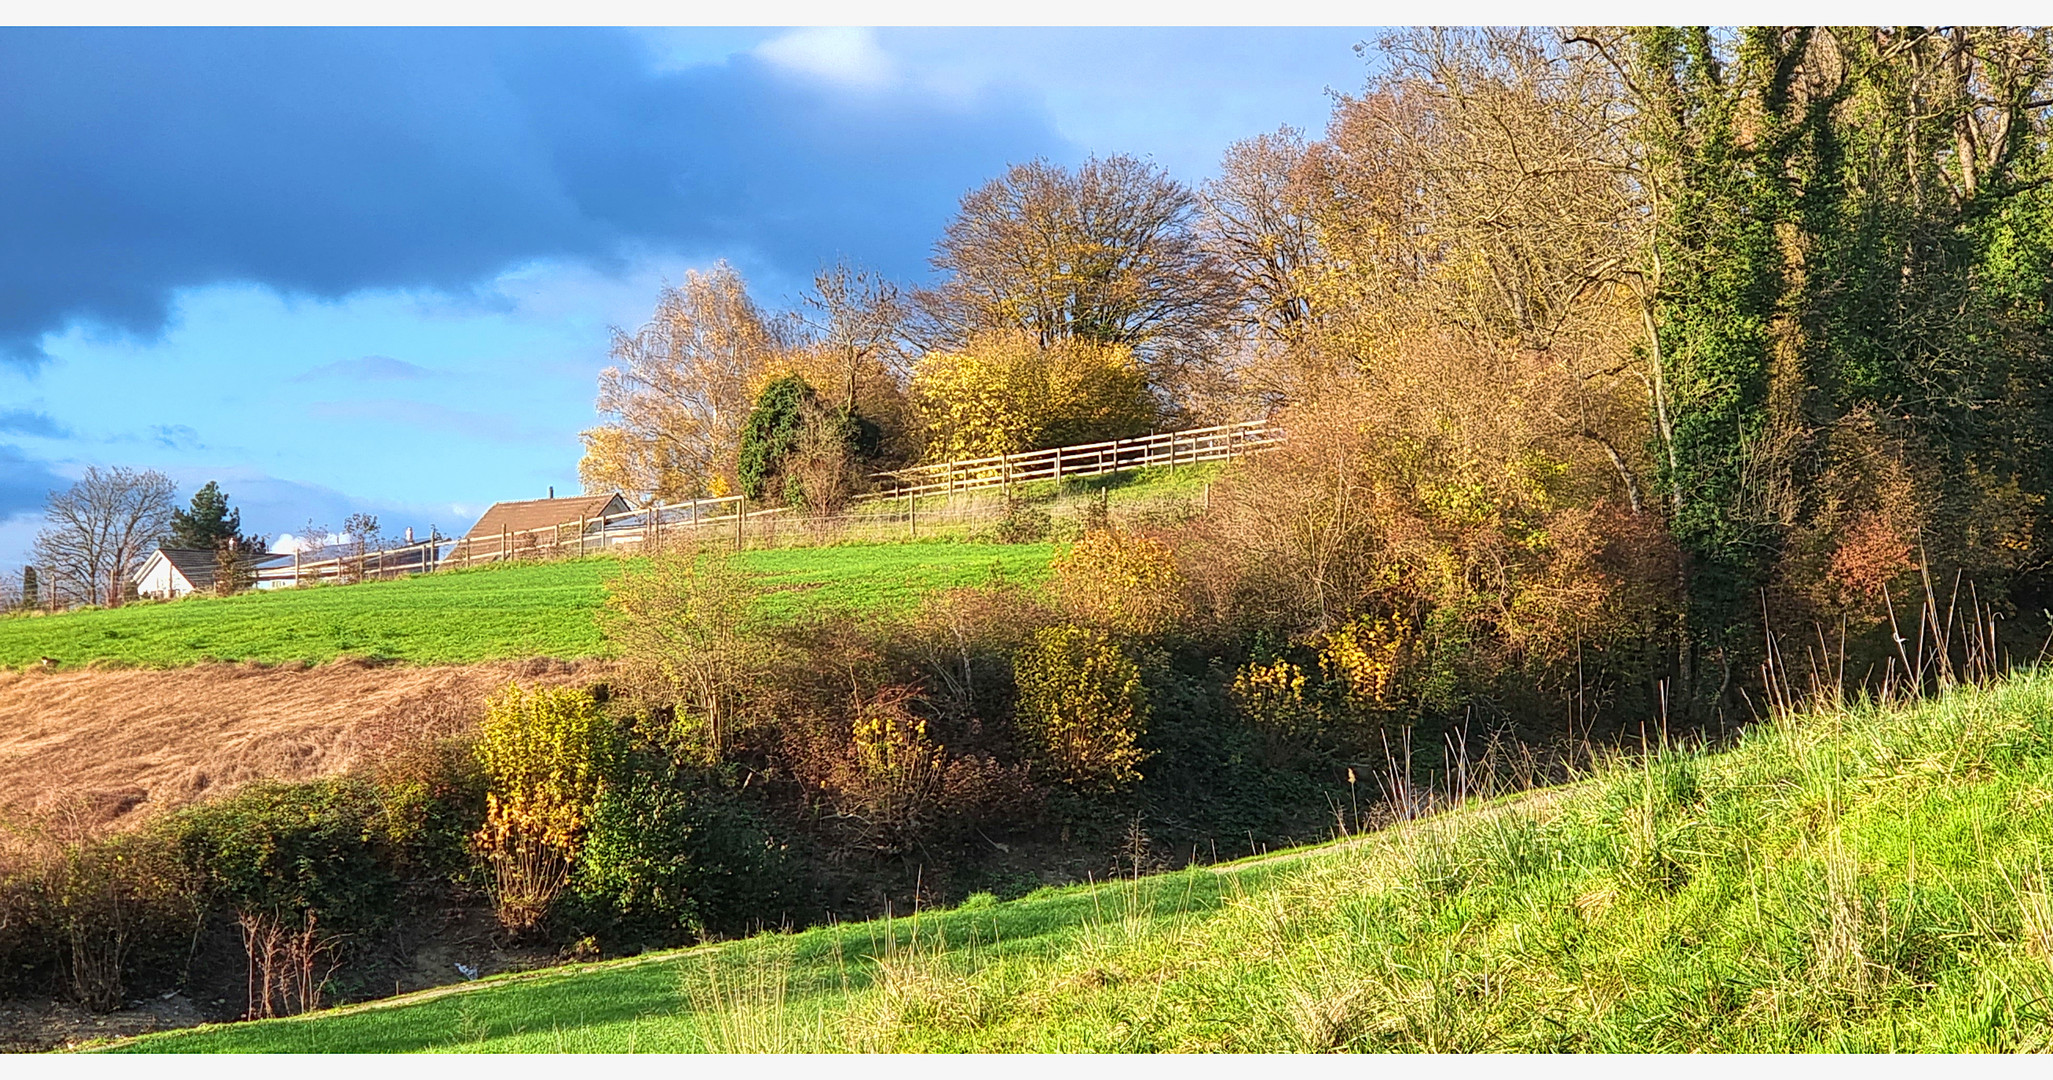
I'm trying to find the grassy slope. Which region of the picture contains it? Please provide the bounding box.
[116,672,2053,1053]
[0,542,1052,670]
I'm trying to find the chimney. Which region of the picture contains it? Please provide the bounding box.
[404,526,414,544]
[549,485,555,499]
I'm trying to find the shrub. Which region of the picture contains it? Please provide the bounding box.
[1013,625,1149,792]
[985,499,1052,544]
[168,779,393,1017]
[370,739,489,887]
[0,825,198,1011]
[1228,656,1330,770]
[800,687,952,854]
[1052,528,1194,639]
[472,685,617,934]
[884,582,1056,726]
[572,761,788,943]
[738,375,812,501]
[912,331,1158,461]
[604,550,776,762]
[739,374,870,512]
[1317,614,1415,714]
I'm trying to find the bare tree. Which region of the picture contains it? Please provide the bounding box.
[914,155,1236,411]
[799,261,908,413]
[32,467,177,608]
[341,512,382,584]
[580,263,795,502]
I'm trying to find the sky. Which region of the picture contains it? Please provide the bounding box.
[0,26,1381,565]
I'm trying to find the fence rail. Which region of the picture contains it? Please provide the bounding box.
[863,420,1278,500]
[250,419,1280,589]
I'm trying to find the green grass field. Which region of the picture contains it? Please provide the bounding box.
[110,671,2053,1052]
[0,541,1053,670]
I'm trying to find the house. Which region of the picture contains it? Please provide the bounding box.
[461,492,631,548]
[134,546,291,599]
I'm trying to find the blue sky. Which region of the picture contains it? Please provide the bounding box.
[0,27,1379,564]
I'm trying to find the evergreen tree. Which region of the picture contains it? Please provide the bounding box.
[170,481,252,550]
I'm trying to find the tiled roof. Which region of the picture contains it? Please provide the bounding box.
[462,493,630,542]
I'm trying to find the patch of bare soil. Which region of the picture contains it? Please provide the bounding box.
[0,993,207,1053]
[0,657,603,833]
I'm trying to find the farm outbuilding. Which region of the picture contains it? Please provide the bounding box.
[134,546,292,599]
[462,493,631,546]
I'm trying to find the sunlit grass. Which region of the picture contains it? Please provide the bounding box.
[0,541,1053,670]
[111,670,2053,1052]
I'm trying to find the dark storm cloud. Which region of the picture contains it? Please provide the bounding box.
[0,445,65,517]
[0,29,1063,367]
[0,409,68,437]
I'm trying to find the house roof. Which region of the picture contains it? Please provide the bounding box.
[462,493,631,542]
[140,546,289,589]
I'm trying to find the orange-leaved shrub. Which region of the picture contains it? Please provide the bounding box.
[1178,341,1678,720]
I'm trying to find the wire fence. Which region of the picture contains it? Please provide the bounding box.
[251,419,1279,589]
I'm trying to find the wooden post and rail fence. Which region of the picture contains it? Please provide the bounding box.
[250,419,1282,590]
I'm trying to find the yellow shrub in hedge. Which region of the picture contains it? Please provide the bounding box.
[1052,529,1193,639]
[1014,625,1148,792]
[1318,614,1413,711]
[472,684,615,931]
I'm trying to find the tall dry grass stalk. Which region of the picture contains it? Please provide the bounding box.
[682,941,820,1053]
[1811,837,1875,1000]
[239,909,341,1019]
[1762,557,2014,723]
[482,831,572,936]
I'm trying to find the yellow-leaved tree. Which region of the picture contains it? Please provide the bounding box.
[911,331,1157,462]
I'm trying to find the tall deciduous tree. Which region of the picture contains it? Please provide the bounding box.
[1200,127,1323,348]
[32,466,177,607]
[915,155,1236,412]
[580,263,793,502]
[799,262,907,414]
[1590,25,2053,710]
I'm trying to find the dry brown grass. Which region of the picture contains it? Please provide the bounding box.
[0,657,600,834]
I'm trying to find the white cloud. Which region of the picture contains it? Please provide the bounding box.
[753,27,898,91]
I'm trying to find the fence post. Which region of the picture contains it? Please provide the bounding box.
[579,516,588,556]
[501,525,508,562]
[736,497,745,551]
[907,490,915,539]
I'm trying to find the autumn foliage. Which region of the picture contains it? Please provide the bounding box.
[472,685,616,932]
